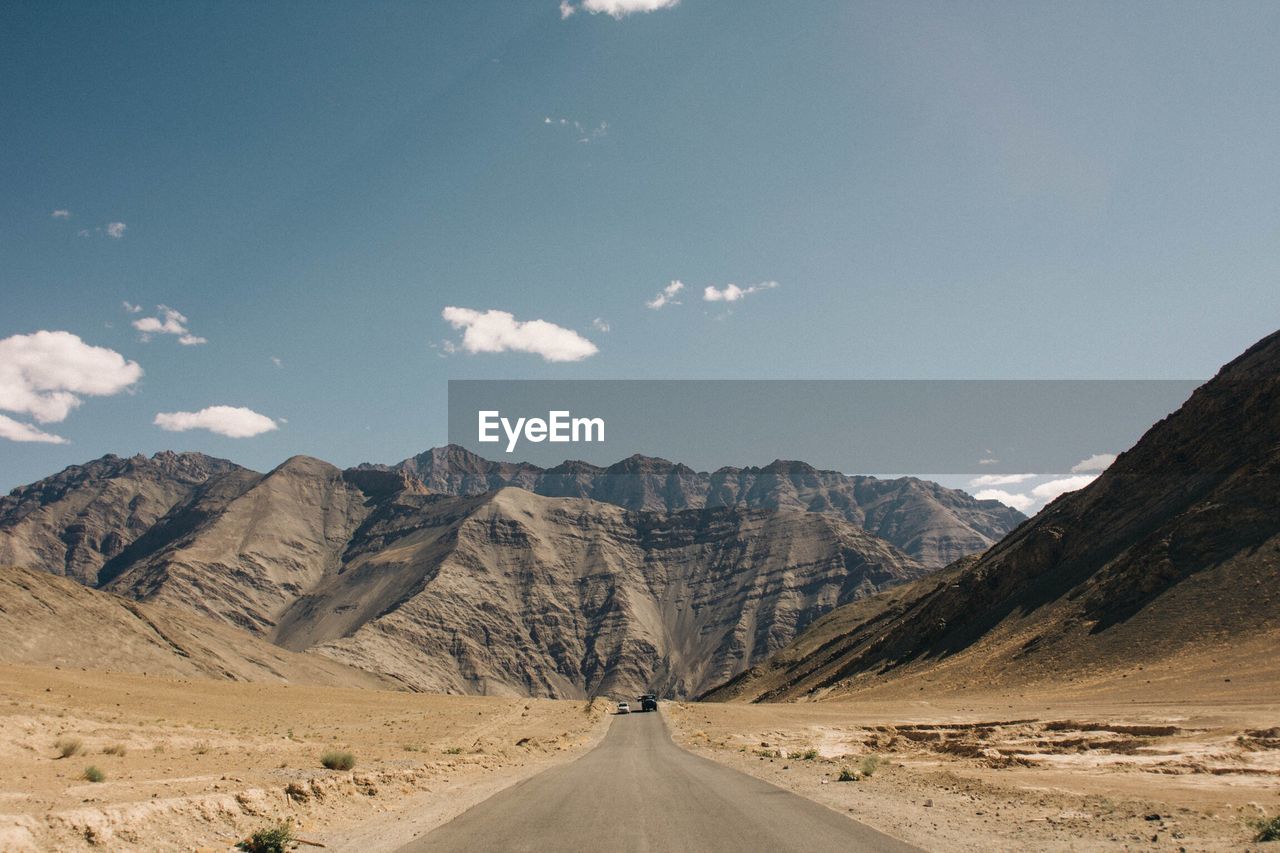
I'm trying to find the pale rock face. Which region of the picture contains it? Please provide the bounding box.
[311,488,926,698]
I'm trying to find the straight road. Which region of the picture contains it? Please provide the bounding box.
[397,710,920,853]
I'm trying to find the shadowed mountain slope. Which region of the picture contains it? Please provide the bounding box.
[706,330,1280,703]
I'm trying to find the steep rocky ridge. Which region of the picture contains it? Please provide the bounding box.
[0,451,243,585]
[309,488,926,697]
[707,330,1280,703]
[377,449,1023,567]
[102,456,416,633]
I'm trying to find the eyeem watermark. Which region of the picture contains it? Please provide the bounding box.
[478,410,605,453]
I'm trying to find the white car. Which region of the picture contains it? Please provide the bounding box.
[616,701,630,714]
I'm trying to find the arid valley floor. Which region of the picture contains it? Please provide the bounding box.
[2,636,1277,851]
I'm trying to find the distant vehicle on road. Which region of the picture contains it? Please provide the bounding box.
[639,694,658,712]
[616,701,630,714]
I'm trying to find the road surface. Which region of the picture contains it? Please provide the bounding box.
[397,710,919,853]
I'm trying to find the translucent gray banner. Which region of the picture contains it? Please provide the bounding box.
[447,379,1203,474]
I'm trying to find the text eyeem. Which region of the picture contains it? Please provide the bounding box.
[478,410,605,453]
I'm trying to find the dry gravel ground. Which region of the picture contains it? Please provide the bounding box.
[668,690,1280,852]
[0,664,611,851]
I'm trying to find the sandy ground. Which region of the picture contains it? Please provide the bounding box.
[667,690,1280,852]
[0,664,611,852]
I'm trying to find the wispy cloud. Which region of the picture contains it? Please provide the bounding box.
[154,405,279,438]
[1031,475,1097,501]
[973,488,1035,513]
[0,414,70,444]
[122,301,143,314]
[560,0,680,19]
[271,356,284,368]
[592,318,611,333]
[0,331,143,442]
[132,305,208,345]
[543,116,608,143]
[703,281,779,302]
[104,222,127,239]
[1071,452,1116,473]
[441,307,598,363]
[50,209,71,219]
[969,472,1037,487]
[646,280,684,310]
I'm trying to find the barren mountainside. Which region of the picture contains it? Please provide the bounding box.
[0,565,394,688]
[0,451,244,585]
[1,451,929,698]
[708,329,1280,703]
[376,446,1024,567]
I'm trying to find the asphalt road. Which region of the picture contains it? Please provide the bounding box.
[397,710,920,853]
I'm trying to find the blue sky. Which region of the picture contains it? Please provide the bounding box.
[2,0,1279,497]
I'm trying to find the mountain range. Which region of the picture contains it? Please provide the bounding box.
[0,448,1017,697]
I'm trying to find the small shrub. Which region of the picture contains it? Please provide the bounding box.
[236,820,295,853]
[55,737,83,758]
[443,746,464,755]
[193,741,210,755]
[321,750,356,771]
[1252,815,1280,843]
[796,748,818,761]
[83,766,105,783]
[838,767,858,782]
[859,755,881,777]
[103,743,127,757]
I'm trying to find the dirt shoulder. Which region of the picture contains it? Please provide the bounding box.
[0,664,611,851]
[667,691,1280,852]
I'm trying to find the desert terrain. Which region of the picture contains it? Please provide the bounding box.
[670,633,1280,851]
[0,664,611,851]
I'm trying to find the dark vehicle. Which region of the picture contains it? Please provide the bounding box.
[639,694,658,712]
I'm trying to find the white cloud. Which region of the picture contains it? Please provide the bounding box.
[122,301,143,314]
[154,405,278,438]
[441,307,598,363]
[132,305,207,345]
[544,116,608,143]
[1071,452,1116,474]
[1031,474,1097,502]
[592,318,611,333]
[0,331,142,443]
[105,222,127,239]
[561,0,680,18]
[0,414,69,444]
[271,356,283,368]
[973,488,1035,513]
[646,280,684,310]
[977,457,1000,466]
[969,472,1037,487]
[51,209,71,219]
[703,281,779,302]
